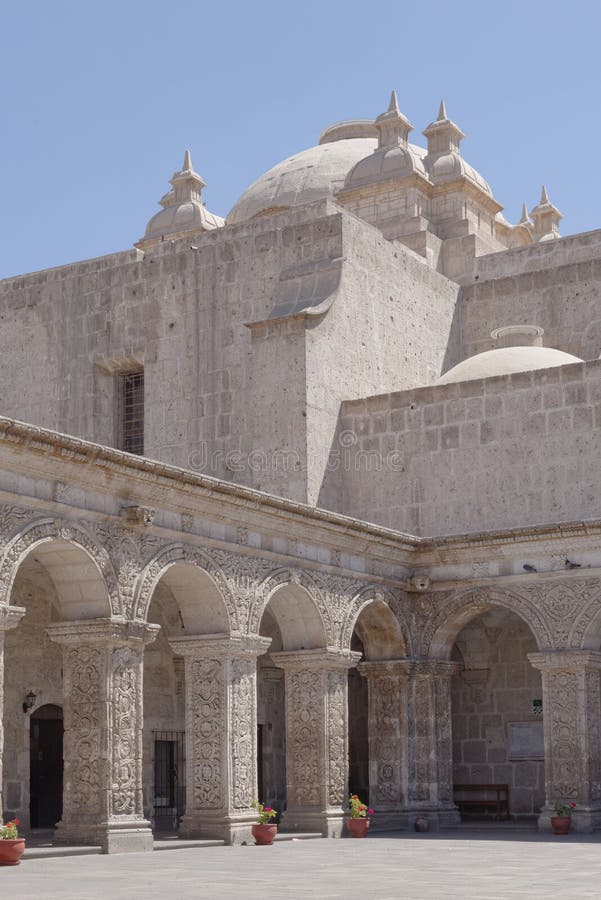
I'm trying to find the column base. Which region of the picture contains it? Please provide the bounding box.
[179,811,255,845]
[404,804,461,832]
[538,805,601,834]
[54,818,154,853]
[280,807,343,837]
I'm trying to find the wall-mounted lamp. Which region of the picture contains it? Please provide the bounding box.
[22,690,36,713]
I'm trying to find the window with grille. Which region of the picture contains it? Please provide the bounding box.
[119,370,144,455]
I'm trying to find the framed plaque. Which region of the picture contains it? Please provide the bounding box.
[507,722,544,760]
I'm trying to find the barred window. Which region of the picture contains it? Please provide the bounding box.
[119,370,144,455]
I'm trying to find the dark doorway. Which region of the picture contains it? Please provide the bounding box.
[153,731,185,831]
[30,704,63,828]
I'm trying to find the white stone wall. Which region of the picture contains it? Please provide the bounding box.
[337,358,601,535]
[462,229,601,362]
[0,201,460,507]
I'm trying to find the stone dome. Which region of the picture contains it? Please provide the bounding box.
[227,136,378,225]
[143,199,224,243]
[344,143,427,189]
[426,152,492,195]
[437,346,583,385]
[137,151,224,250]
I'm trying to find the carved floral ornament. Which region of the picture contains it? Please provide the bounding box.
[0,516,121,614]
[417,581,601,655]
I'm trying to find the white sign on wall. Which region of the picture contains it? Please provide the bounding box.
[507,722,544,760]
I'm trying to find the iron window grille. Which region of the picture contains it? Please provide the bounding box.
[119,370,144,455]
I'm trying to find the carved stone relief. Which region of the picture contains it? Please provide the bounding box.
[326,670,348,807]
[63,644,103,819]
[110,646,143,817]
[187,657,224,810]
[284,669,323,807]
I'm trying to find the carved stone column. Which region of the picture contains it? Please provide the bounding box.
[48,619,159,853]
[403,659,462,829]
[529,650,601,833]
[169,633,271,845]
[272,649,360,838]
[0,605,26,822]
[358,661,408,830]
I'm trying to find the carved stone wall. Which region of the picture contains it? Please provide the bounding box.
[404,660,461,826]
[169,634,269,845]
[47,620,157,852]
[529,650,601,831]
[272,649,359,837]
[0,605,25,820]
[359,661,407,827]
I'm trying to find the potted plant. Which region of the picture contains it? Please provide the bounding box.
[347,794,374,837]
[550,801,576,835]
[252,801,277,845]
[0,818,25,865]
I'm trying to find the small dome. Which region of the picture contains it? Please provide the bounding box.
[437,346,582,385]
[344,143,428,189]
[137,151,224,249]
[143,201,224,242]
[227,138,378,225]
[427,152,492,196]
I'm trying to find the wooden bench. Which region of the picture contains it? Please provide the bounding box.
[453,784,510,820]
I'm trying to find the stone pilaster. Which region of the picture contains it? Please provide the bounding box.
[0,605,26,823]
[271,649,360,838]
[48,619,159,853]
[169,633,271,845]
[403,659,462,830]
[358,661,407,831]
[529,650,601,833]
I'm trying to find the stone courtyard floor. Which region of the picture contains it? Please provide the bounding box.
[4,830,601,899]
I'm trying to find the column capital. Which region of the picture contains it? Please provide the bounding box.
[271,648,361,672]
[528,650,601,672]
[47,618,159,647]
[0,604,25,632]
[401,657,462,678]
[358,660,409,680]
[169,632,271,660]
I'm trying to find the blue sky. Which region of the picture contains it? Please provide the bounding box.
[0,0,598,278]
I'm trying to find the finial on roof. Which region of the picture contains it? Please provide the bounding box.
[530,185,562,241]
[423,100,465,155]
[520,202,530,225]
[375,91,412,148]
[135,150,224,249]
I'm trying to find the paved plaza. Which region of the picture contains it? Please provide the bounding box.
[3,832,601,899]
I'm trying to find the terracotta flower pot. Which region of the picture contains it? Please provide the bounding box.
[0,839,26,865]
[252,823,277,845]
[347,817,370,838]
[550,815,571,835]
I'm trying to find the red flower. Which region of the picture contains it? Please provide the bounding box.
[368,809,374,815]
[571,803,577,808]
[13,818,19,825]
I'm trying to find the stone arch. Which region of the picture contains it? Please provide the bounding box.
[574,582,601,650]
[133,542,234,633]
[421,587,552,659]
[342,586,412,658]
[0,518,119,618]
[255,568,327,651]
